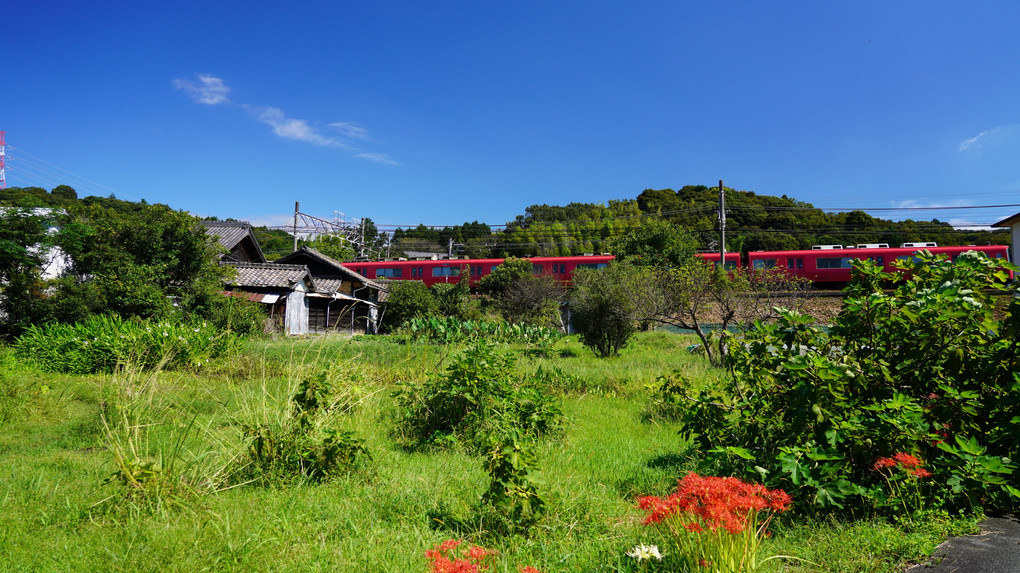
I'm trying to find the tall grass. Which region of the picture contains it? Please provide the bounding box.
[15,315,240,374]
[0,331,978,572]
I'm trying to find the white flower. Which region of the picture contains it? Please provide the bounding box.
[627,544,662,562]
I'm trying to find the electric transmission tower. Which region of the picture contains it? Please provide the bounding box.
[0,132,6,190]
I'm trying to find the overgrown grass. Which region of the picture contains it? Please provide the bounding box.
[0,332,977,572]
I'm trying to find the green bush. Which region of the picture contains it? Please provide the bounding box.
[684,252,1020,516]
[570,262,651,357]
[642,370,691,422]
[380,280,439,332]
[392,342,562,451]
[235,369,371,485]
[200,294,268,338]
[15,315,238,374]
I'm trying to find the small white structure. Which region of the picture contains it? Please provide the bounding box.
[991,212,1020,270]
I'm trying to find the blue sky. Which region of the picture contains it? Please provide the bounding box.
[4,1,1019,230]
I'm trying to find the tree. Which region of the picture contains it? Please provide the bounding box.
[645,263,810,365]
[479,257,563,327]
[611,219,697,268]
[49,199,227,323]
[379,280,438,331]
[0,208,57,337]
[309,234,356,262]
[569,262,655,357]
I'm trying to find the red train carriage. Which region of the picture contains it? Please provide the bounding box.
[747,245,1010,284]
[346,255,615,287]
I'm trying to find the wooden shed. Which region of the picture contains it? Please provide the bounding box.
[274,247,385,334]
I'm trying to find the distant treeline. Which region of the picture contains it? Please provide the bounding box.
[4,184,1008,263]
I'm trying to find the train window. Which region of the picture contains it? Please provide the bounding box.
[786,258,804,269]
[816,257,853,269]
[555,263,567,273]
[375,268,402,278]
[577,263,607,270]
[753,259,776,269]
[532,264,543,274]
[724,261,738,270]
[787,259,795,269]
[431,267,460,277]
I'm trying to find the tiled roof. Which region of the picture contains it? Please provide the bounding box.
[223,262,316,290]
[313,278,345,294]
[276,247,386,291]
[202,221,267,262]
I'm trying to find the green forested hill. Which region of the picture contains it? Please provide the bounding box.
[393,184,1010,258]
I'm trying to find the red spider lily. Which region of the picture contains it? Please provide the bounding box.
[637,473,791,534]
[892,452,922,469]
[873,457,897,470]
[872,452,929,477]
[425,539,496,573]
[636,473,791,571]
[519,567,543,573]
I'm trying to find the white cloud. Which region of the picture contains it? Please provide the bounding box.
[174,74,396,164]
[890,199,974,209]
[250,106,352,149]
[356,152,400,165]
[173,74,231,105]
[959,127,1002,152]
[329,122,370,140]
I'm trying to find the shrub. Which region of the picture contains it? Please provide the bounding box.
[199,294,268,337]
[570,262,654,357]
[235,369,370,485]
[392,342,562,451]
[380,280,439,332]
[479,433,546,535]
[642,370,691,422]
[683,252,1020,515]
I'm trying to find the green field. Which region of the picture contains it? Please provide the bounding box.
[0,333,975,572]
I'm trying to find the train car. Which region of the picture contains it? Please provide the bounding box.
[747,244,1010,284]
[345,255,615,287]
[695,252,741,269]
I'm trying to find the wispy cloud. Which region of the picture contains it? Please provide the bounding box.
[959,127,1002,152]
[173,74,397,164]
[249,106,353,149]
[355,152,399,165]
[173,74,231,105]
[891,198,975,209]
[330,122,370,140]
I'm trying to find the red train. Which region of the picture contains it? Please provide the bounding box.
[746,244,1010,284]
[347,252,736,287]
[344,244,1010,287]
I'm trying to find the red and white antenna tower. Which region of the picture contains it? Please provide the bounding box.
[0,132,6,190]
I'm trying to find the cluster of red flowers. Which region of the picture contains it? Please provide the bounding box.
[873,452,932,478]
[636,473,792,534]
[425,540,496,573]
[424,540,542,573]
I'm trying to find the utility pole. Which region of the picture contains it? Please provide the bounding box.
[718,180,726,269]
[293,201,299,252]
